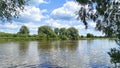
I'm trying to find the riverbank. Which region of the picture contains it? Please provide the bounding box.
[0,37,115,41]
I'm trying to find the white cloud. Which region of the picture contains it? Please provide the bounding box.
[45,19,71,28]
[0,22,21,33]
[0,0,104,36]
[86,29,103,36]
[51,1,80,20]
[89,22,96,28]
[28,0,48,6]
[0,22,20,30]
[74,25,85,30]
[17,6,44,22]
[0,0,47,34]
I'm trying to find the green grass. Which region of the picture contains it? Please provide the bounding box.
[0,37,114,41]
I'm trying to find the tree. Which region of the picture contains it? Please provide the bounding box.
[75,0,120,41]
[75,0,120,66]
[18,25,29,34]
[54,28,59,35]
[0,0,29,22]
[59,28,68,40]
[59,28,67,36]
[86,33,94,38]
[67,27,79,40]
[38,26,57,40]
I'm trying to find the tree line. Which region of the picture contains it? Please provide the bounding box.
[0,25,107,41]
[18,25,79,40]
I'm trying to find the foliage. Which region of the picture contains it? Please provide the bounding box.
[18,25,29,34]
[0,0,29,22]
[75,0,120,66]
[75,0,120,40]
[54,28,59,35]
[0,26,108,41]
[37,33,47,40]
[38,26,57,40]
[59,28,68,40]
[108,48,120,67]
[67,27,79,40]
[59,28,67,36]
[86,33,94,38]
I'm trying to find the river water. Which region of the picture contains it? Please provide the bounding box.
[0,39,118,68]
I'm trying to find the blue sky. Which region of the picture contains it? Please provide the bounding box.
[0,0,104,36]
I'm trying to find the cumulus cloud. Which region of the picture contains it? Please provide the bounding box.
[0,22,21,33]
[51,1,80,20]
[0,0,47,34]
[28,0,48,6]
[45,19,71,28]
[0,22,21,30]
[0,0,103,36]
[14,6,44,23]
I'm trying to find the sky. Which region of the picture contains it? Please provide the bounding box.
[0,0,104,36]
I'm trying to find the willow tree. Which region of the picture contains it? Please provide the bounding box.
[76,0,120,42]
[75,0,120,66]
[0,0,29,22]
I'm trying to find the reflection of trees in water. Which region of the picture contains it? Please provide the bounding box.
[37,41,53,65]
[37,40,79,67]
[18,42,29,55]
[87,40,93,45]
[37,40,78,52]
[59,40,78,52]
[37,41,52,51]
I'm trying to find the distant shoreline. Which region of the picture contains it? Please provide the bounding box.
[0,37,115,41]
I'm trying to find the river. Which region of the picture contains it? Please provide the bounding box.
[0,39,118,68]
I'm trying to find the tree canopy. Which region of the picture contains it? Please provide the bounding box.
[38,26,57,40]
[75,0,120,42]
[75,0,120,66]
[59,28,68,40]
[0,0,29,22]
[67,27,79,40]
[86,33,94,38]
[18,25,29,34]
[54,28,59,35]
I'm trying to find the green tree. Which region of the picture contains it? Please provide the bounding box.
[38,26,57,40]
[67,27,79,40]
[75,0,120,66]
[86,33,94,38]
[54,28,59,35]
[75,0,120,40]
[59,28,68,40]
[0,0,29,22]
[18,25,29,34]
[59,28,67,36]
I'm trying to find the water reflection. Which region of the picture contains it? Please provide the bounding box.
[59,40,78,52]
[37,40,79,68]
[0,40,118,68]
[18,42,29,55]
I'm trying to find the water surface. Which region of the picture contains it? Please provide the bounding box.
[0,39,118,68]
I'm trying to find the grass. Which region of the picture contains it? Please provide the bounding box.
[0,37,114,42]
